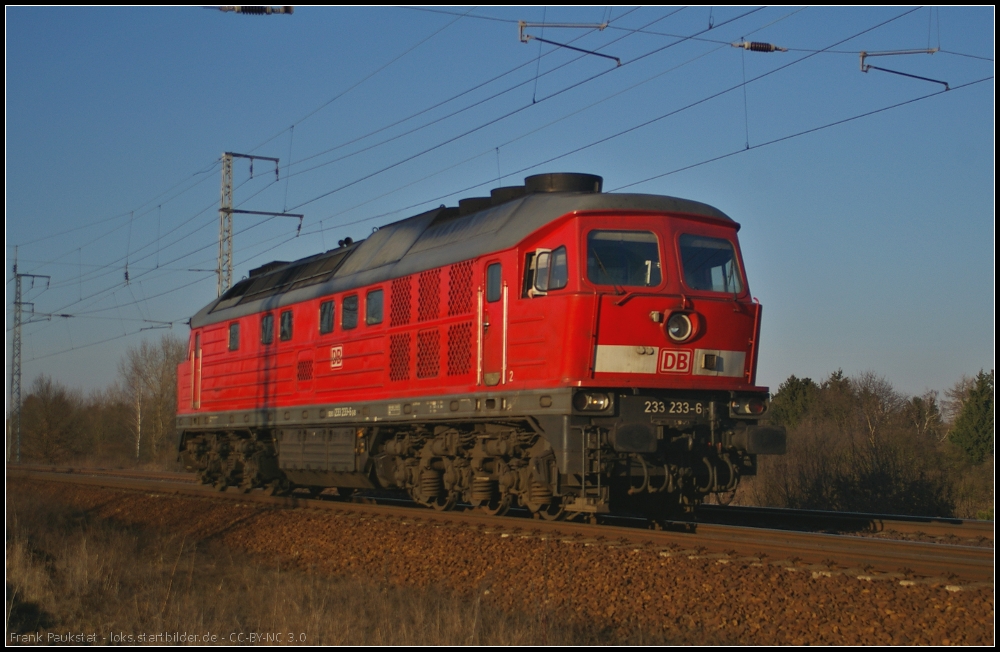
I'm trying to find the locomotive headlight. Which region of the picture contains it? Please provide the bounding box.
[730,397,767,416]
[666,312,693,342]
[574,392,611,412]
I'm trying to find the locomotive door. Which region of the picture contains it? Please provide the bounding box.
[480,261,507,386]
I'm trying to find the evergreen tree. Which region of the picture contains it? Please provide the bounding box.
[768,375,818,428]
[949,369,994,464]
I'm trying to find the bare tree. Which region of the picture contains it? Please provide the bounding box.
[942,375,976,426]
[853,371,904,452]
[77,387,134,463]
[905,391,942,442]
[19,376,83,463]
[116,334,187,462]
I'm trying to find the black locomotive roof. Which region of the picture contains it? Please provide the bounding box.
[191,177,733,328]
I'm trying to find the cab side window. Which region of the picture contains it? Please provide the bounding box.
[526,245,568,295]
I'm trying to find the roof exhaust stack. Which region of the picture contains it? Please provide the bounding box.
[525,173,603,194]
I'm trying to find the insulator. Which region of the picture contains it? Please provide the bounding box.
[238,6,268,14]
[735,41,787,53]
[420,470,442,499]
[471,477,496,502]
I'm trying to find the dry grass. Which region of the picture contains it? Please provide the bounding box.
[5,488,618,645]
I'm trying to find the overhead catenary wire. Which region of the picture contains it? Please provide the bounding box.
[13,5,908,314]
[15,6,639,324]
[281,9,954,249]
[482,7,927,186]
[19,174,283,342]
[20,6,908,325]
[16,7,475,271]
[14,8,485,295]
[301,74,993,259]
[282,7,766,214]
[611,75,993,192]
[15,4,659,302]
[265,7,802,237]
[14,7,988,374]
[11,160,219,250]
[275,6,650,179]
[38,178,248,294]
[243,7,477,156]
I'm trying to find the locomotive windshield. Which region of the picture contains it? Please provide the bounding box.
[679,234,743,293]
[587,230,661,287]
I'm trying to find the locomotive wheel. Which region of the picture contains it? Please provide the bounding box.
[239,472,259,493]
[329,488,355,501]
[213,478,228,492]
[430,492,459,512]
[537,499,566,521]
[521,495,566,521]
[478,494,512,517]
[262,479,290,496]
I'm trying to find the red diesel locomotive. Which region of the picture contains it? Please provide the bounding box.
[176,173,785,518]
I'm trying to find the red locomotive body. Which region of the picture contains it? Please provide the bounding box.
[177,173,785,517]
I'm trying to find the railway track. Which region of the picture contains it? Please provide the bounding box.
[8,466,993,586]
[697,504,994,545]
[14,464,195,483]
[15,465,991,543]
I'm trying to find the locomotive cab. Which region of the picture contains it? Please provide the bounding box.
[508,197,783,514]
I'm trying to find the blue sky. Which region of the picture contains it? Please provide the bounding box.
[5,6,994,402]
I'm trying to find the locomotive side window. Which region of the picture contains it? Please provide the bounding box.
[522,252,535,297]
[228,322,240,351]
[343,295,358,330]
[486,263,502,302]
[261,313,274,345]
[319,300,335,334]
[527,246,568,296]
[280,310,293,341]
[366,289,384,325]
[679,234,743,293]
[587,230,661,287]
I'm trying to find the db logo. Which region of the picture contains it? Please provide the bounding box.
[659,349,691,374]
[330,345,344,369]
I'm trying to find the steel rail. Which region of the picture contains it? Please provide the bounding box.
[13,464,195,483]
[13,465,992,542]
[698,504,994,542]
[9,469,993,584]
